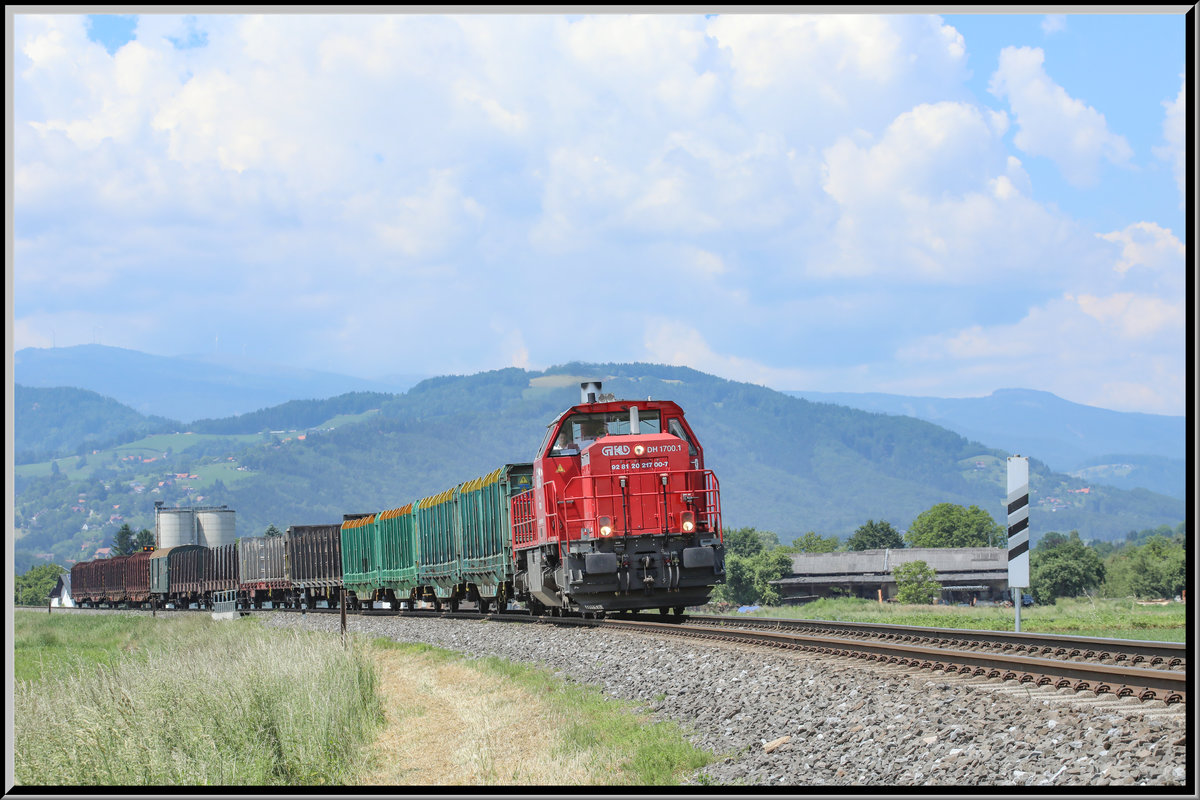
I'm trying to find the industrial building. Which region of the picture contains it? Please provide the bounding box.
[771,547,1010,604]
[154,503,236,549]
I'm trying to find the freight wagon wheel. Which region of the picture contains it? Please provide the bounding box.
[432,597,443,612]
[478,598,490,614]
[450,596,460,613]
[674,606,685,616]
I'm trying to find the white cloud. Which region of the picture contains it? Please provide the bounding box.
[1069,292,1182,340]
[1153,74,1186,209]
[1096,222,1185,295]
[642,320,823,390]
[1041,15,1066,35]
[989,46,1133,187]
[896,290,1183,414]
[11,13,1186,415]
[347,170,485,260]
[815,101,1106,285]
[708,14,969,139]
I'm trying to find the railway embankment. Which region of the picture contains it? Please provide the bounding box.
[265,612,1188,787]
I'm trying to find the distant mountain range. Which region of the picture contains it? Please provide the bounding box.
[13,361,1186,568]
[786,389,1185,499]
[14,345,425,422]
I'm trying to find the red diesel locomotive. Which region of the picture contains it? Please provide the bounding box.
[511,381,725,615]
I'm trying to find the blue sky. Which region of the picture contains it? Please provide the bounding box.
[12,12,1190,415]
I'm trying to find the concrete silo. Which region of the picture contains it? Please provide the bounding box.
[156,507,196,548]
[196,507,236,548]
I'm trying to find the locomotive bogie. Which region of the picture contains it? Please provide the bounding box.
[517,533,724,613]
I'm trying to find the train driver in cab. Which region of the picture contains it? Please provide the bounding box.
[574,418,607,450]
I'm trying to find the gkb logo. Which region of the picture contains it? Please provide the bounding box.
[601,444,631,457]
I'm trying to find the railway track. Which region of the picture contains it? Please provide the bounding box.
[588,616,1187,706]
[44,604,1187,705]
[677,614,1188,670]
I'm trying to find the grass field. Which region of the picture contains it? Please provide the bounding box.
[743,596,1187,642]
[15,612,383,785]
[14,612,714,786]
[12,432,264,481]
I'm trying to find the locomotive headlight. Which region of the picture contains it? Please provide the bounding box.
[599,516,614,537]
[634,445,645,456]
[681,511,695,532]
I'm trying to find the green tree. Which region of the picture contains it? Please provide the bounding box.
[1128,535,1186,599]
[711,548,793,607]
[711,554,755,606]
[1099,534,1186,599]
[15,563,66,606]
[905,503,1003,548]
[847,519,904,551]
[113,523,136,556]
[785,531,840,553]
[893,560,941,604]
[1029,530,1105,604]
[750,549,794,605]
[265,524,283,538]
[135,528,155,549]
[723,527,779,558]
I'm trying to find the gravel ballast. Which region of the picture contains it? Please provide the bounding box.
[263,612,1188,787]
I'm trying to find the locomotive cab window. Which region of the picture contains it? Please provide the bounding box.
[667,418,697,458]
[550,410,662,456]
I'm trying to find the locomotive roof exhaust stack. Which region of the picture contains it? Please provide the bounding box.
[581,381,603,404]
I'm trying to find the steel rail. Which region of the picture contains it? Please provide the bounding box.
[598,618,1186,704]
[683,614,1187,668]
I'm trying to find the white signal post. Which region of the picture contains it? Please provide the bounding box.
[1007,456,1030,632]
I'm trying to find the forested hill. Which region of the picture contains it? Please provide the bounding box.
[218,364,1182,542]
[15,385,180,464]
[15,364,1185,567]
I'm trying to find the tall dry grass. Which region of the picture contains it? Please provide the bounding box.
[15,618,382,785]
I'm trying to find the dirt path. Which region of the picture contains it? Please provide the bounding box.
[356,649,602,785]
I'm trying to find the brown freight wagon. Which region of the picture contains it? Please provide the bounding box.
[70,560,105,605]
[204,542,239,596]
[285,524,344,607]
[172,545,207,606]
[100,555,133,604]
[124,549,155,604]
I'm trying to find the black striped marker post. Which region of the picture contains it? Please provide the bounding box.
[1007,456,1030,631]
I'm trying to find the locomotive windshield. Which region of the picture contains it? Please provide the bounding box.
[550,410,662,455]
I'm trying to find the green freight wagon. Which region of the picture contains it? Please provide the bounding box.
[340,508,419,609]
[457,463,533,612]
[414,463,533,612]
[340,513,378,603]
[415,487,458,608]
